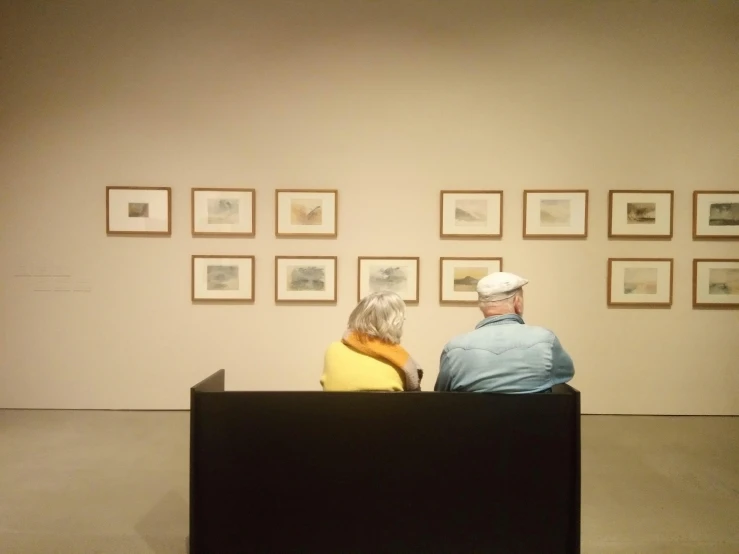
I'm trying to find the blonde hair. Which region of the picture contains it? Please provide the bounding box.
[347,291,406,344]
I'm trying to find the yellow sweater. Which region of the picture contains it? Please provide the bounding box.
[321,341,404,392]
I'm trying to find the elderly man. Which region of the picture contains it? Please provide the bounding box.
[434,271,574,393]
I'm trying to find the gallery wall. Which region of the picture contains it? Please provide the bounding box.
[0,0,737,413]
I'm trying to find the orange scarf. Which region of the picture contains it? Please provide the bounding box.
[342,331,422,391]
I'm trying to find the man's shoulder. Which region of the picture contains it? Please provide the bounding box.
[519,324,557,342]
[444,323,557,351]
[443,329,478,352]
[508,324,561,351]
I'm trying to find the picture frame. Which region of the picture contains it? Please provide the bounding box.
[191,188,255,237]
[439,257,502,304]
[275,256,337,303]
[440,190,503,238]
[357,257,420,304]
[191,255,255,302]
[106,186,171,236]
[275,189,338,237]
[692,191,739,240]
[523,190,589,238]
[693,259,739,309]
[608,190,674,239]
[607,258,673,307]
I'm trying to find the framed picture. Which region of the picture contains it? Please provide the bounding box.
[275,189,337,237]
[191,255,255,302]
[192,188,255,237]
[523,190,589,238]
[607,258,673,307]
[440,190,503,238]
[693,191,739,240]
[106,186,171,235]
[439,257,502,304]
[275,256,337,303]
[357,257,420,303]
[608,190,674,239]
[693,259,739,309]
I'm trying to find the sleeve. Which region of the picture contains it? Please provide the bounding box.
[549,335,575,386]
[434,347,454,391]
[319,345,331,390]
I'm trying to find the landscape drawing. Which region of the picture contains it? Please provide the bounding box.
[623,267,658,294]
[539,199,571,226]
[287,266,326,291]
[453,267,488,292]
[626,202,656,224]
[128,202,149,218]
[708,268,739,295]
[207,198,239,224]
[290,199,322,226]
[454,199,487,226]
[369,266,408,293]
[207,265,239,291]
[709,203,739,226]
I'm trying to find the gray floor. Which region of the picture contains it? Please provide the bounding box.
[0,412,737,553]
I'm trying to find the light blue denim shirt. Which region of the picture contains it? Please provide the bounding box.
[435,314,574,393]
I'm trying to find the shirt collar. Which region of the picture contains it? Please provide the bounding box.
[475,313,524,329]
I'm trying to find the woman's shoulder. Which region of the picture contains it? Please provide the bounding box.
[324,341,354,360]
[325,341,348,353]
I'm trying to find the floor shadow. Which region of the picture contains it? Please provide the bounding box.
[134,490,189,554]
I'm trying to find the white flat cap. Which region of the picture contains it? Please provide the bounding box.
[476,271,529,301]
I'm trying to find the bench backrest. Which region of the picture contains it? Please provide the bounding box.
[189,370,581,553]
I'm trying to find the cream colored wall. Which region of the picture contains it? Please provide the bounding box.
[0,0,737,413]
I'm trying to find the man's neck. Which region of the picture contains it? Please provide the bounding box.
[481,310,517,319]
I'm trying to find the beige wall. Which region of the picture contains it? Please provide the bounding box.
[1,0,737,413]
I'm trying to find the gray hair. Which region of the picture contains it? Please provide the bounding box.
[347,291,406,344]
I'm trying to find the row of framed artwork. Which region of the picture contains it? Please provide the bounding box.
[106,186,739,240]
[106,187,336,238]
[607,258,738,308]
[192,255,739,309]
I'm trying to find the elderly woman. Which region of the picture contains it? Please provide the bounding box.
[321,291,423,391]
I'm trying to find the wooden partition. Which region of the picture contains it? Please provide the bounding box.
[189,370,581,553]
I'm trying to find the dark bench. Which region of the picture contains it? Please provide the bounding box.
[189,369,581,553]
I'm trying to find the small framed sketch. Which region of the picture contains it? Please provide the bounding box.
[192,188,255,237]
[607,258,673,307]
[440,190,503,238]
[191,255,255,302]
[693,259,739,309]
[275,256,337,303]
[357,257,420,304]
[693,191,739,240]
[608,190,674,239]
[440,257,502,304]
[523,190,589,238]
[106,186,171,236]
[275,189,337,237]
